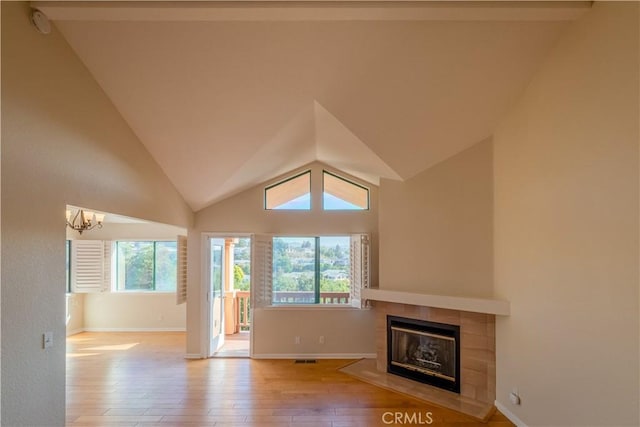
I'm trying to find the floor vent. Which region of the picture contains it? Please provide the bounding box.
[294,359,317,364]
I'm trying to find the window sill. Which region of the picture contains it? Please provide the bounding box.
[111,291,176,295]
[261,304,367,311]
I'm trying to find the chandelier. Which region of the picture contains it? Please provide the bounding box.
[66,209,105,234]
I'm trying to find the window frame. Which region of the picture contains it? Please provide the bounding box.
[264,170,312,211]
[114,239,178,293]
[322,170,370,211]
[271,235,352,306]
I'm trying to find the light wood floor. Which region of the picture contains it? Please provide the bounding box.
[66,332,513,427]
[211,331,250,358]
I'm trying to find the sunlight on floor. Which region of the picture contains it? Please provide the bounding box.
[66,352,100,358]
[81,343,139,351]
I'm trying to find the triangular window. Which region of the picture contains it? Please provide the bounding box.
[265,171,311,210]
[323,171,369,210]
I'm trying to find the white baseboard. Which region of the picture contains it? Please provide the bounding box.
[83,327,186,332]
[251,353,376,359]
[495,400,528,427]
[66,328,84,337]
[185,353,204,359]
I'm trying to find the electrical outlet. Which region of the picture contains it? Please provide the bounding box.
[295,336,301,344]
[43,331,53,349]
[319,336,325,344]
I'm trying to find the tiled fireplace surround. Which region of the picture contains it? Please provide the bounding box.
[374,301,496,407]
[341,289,507,419]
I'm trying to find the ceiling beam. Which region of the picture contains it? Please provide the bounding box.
[31,1,591,22]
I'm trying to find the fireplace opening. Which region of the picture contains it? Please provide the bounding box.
[387,315,460,393]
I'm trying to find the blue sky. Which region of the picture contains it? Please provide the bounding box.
[274,192,362,210]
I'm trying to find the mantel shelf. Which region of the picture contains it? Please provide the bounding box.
[362,288,510,316]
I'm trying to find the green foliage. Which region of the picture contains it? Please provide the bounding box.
[271,237,350,303]
[320,278,350,292]
[234,264,250,291]
[234,264,244,283]
[121,242,154,290]
[118,241,177,291]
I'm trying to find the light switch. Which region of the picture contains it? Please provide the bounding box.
[43,331,53,349]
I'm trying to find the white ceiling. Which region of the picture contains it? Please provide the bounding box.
[40,1,589,211]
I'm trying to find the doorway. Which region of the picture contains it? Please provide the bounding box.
[207,235,251,358]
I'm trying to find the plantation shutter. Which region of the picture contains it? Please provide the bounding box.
[71,240,108,293]
[251,234,273,308]
[176,235,188,305]
[103,241,113,291]
[350,233,370,308]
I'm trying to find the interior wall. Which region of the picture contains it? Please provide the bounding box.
[68,222,187,332]
[84,294,185,331]
[378,139,493,297]
[493,2,639,425]
[1,3,193,426]
[66,294,85,336]
[188,162,378,357]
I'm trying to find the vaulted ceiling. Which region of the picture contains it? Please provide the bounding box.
[36,1,590,211]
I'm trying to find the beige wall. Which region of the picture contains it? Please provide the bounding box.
[66,294,85,336]
[493,2,639,425]
[71,222,187,242]
[188,163,378,357]
[1,3,193,426]
[252,307,375,357]
[378,139,493,298]
[84,294,185,331]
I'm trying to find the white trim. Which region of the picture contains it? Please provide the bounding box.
[185,353,204,360]
[201,233,211,357]
[83,327,186,332]
[251,353,376,359]
[33,2,591,23]
[261,305,367,311]
[66,328,84,337]
[363,288,510,316]
[495,400,528,427]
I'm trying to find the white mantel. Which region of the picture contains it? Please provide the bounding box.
[362,288,510,316]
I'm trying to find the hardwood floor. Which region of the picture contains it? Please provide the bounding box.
[66,332,513,427]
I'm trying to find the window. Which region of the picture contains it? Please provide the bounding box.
[265,171,311,210]
[323,171,369,210]
[268,235,366,305]
[116,241,177,291]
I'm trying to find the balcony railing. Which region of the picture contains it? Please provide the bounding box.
[273,291,350,305]
[236,291,251,330]
[233,291,350,331]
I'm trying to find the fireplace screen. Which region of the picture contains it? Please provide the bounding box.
[387,316,460,393]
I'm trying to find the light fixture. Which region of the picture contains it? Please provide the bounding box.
[66,209,105,234]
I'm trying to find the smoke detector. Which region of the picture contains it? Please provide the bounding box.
[30,9,51,35]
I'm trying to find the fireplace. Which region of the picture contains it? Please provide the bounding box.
[387,315,461,393]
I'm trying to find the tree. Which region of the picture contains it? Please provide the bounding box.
[234,264,245,284]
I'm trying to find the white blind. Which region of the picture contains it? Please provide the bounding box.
[251,234,273,308]
[176,235,188,305]
[350,233,370,308]
[103,241,113,290]
[71,240,107,293]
